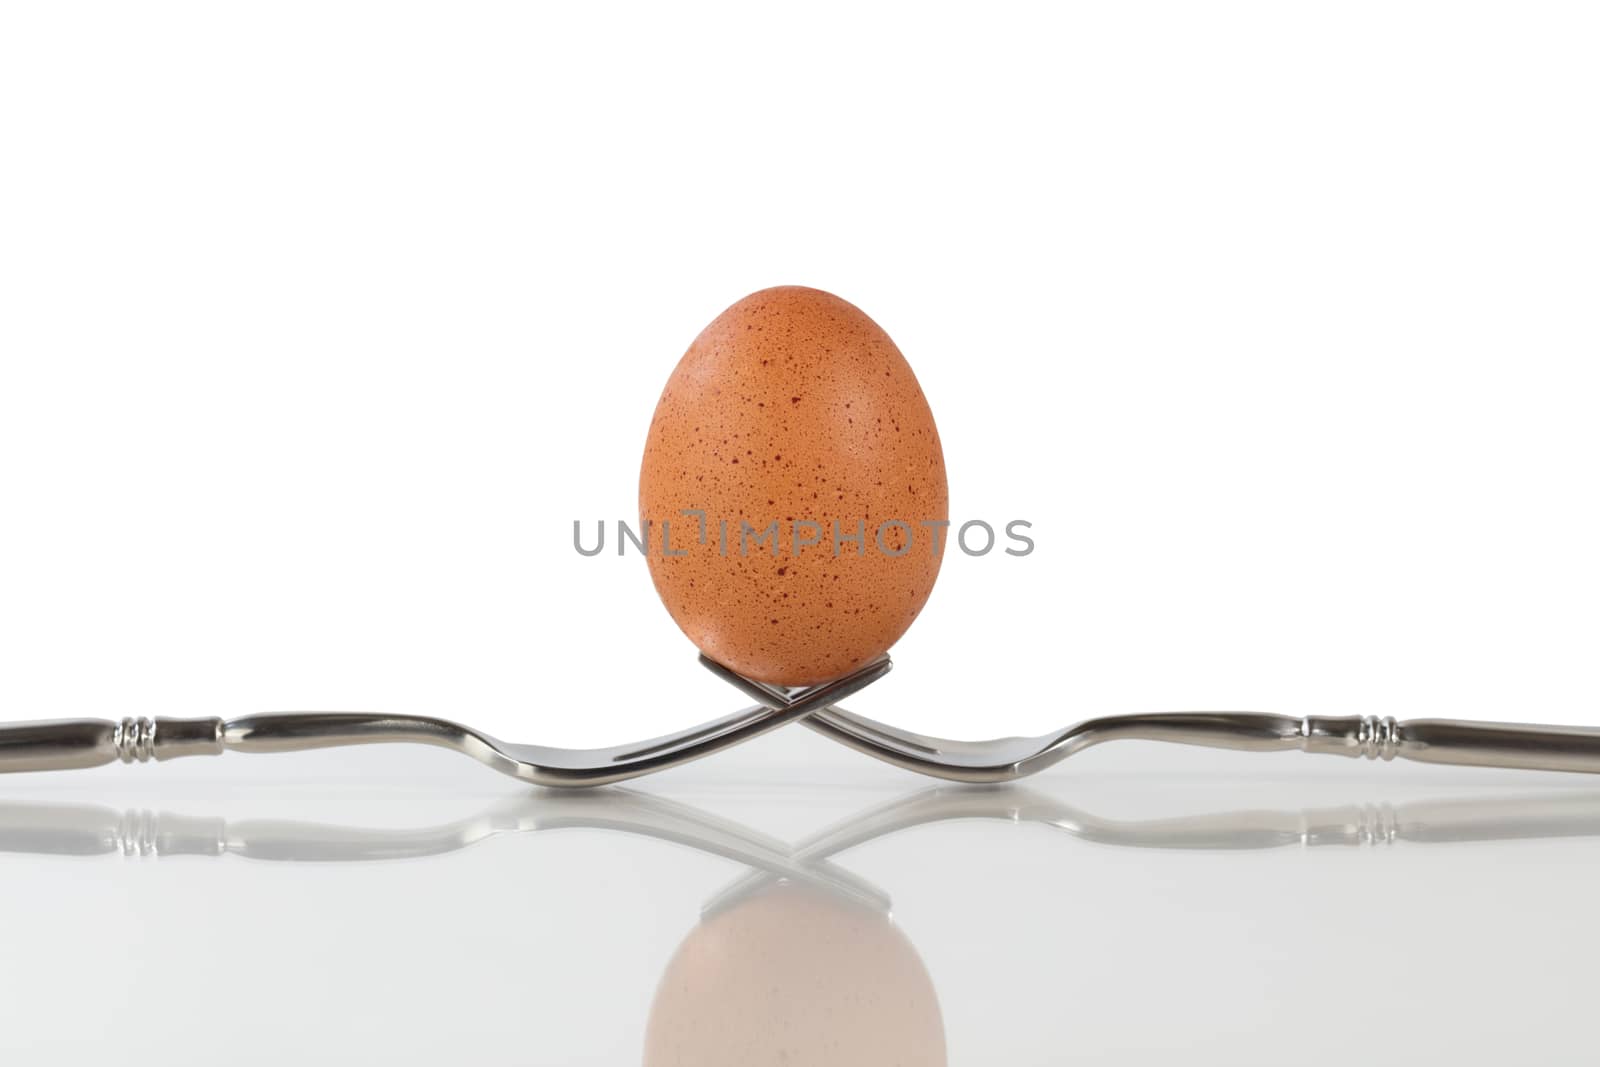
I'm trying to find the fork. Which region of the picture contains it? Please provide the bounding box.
[9,648,1600,786]
[699,655,1600,781]
[0,656,890,786]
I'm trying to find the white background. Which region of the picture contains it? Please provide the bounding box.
[2,2,1597,749]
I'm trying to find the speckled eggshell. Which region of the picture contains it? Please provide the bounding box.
[639,286,947,687]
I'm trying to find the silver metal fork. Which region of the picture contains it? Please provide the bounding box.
[0,656,891,786]
[700,655,1600,781]
[8,648,1600,786]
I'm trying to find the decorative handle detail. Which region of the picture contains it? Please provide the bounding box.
[1356,716,1401,761]
[114,718,155,763]
[1304,715,1402,761]
[0,717,224,774]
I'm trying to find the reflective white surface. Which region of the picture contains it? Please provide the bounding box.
[3,727,1598,1065]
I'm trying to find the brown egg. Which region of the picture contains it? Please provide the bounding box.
[639,286,948,686]
[642,883,947,1067]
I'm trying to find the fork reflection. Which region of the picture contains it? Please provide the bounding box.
[5,785,1600,876]
[7,785,1600,1067]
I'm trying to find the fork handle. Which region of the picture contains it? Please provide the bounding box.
[0,717,225,773]
[1303,716,1600,774]
[0,713,485,775]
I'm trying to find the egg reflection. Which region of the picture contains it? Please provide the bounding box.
[643,882,946,1067]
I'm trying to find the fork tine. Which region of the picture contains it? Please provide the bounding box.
[699,653,1043,779]
[590,656,893,782]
